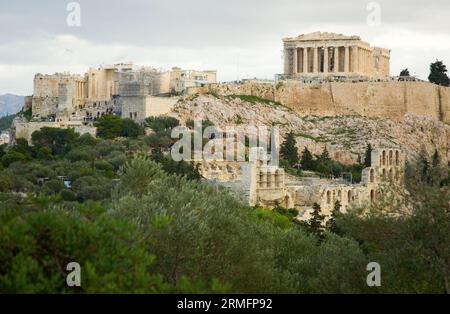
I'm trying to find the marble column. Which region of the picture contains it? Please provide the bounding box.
[352,46,359,74]
[284,48,289,74]
[313,47,319,73]
[293,48,298,74]
[303,47,308,73]
[344,46,350,73]
[324,47,329,74]
[334,47,340,73]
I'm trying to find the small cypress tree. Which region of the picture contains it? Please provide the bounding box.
[327,200,341,234]
[280,131,299,166]
[364,143,373,167]
[308,202,325,240]
[419,153,430,184]
[319,146,330,162]
[300,147,314,170]
[432,149,440,168]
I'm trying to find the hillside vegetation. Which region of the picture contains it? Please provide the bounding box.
[0,116,449,293]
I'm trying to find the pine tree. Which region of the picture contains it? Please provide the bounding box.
[308,202,325,240]
[327,200,341,234]
[300,147,314,170]
[280,131,299,166]
[319,146,330,162]
[364,143,373,167]
[399,68,410,77]
[420,153,430,184]
[432,149,440,168]
[428,60,450,86]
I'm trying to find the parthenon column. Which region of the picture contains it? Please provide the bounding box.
[293,48,298,74]
[352,46,359,74]
[313,47,319,73]
[344,46,350,73]
[284,48,289,74]
[323,47,329,74]
[303,47,308,73]
[334,47,339,73]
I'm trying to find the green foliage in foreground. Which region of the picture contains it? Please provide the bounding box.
[0,154,448,293]
[95,115,144,139]
[0,120,449,293]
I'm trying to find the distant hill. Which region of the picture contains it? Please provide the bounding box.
[0,94,24,117]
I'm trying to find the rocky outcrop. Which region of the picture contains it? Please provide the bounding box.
[169,94,450,165]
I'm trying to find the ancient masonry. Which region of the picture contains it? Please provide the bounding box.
[201,147,405,220]
[282,31,390,80]
[186,32,450,124]
[12,64,217,142]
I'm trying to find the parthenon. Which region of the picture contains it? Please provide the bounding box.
[283,31,390,79]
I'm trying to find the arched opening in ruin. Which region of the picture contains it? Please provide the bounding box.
[382,150,386,166]
[347,190,352,203]
[382,168,386,180]
[395,151,400,166]
[370,189,375,202]
[285,194,294,209]
[389,168,393,180]
[337,190,342,201]
[370,169,375,183]
[389,151,393,166]
[326,191,331,204]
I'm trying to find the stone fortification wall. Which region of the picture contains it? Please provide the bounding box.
[189,81,450,124]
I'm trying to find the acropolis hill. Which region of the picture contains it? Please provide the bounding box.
[10,31,450,145]
[5,31,450,218]
[189,32,450,125]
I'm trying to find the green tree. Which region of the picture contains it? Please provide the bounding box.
[428,60,450,86]
[300,147,314,170]
[122,118,144,138]
[318,146,330,162]
[308,203,325,240]
[364,143,373,167]
[326,201,341,234]
[1,150,27,167]
[399,68,410,77]
[31,127,78,156]
[432,149,440,167]
[0,206,170,293]
[145,116,179,133]
[95,115,124,139]
[280,132,299,166]
[118,156,165,197]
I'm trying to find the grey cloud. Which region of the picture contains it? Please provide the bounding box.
[0,0,449,94]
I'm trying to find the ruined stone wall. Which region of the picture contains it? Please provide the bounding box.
[120,96,178,122]
[193,81,450,124]
[13,121,96,143]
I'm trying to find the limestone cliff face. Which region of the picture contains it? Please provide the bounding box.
[169,94,450,166]
[189,81,450,124]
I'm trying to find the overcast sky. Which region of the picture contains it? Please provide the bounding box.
[1,0,449,95]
